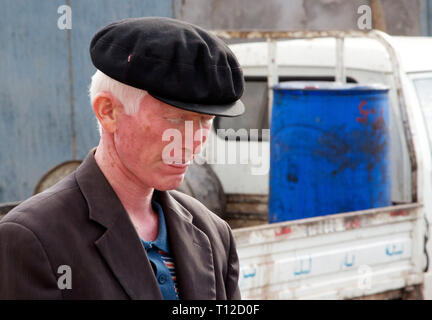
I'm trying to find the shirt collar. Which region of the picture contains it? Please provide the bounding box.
[141,198,170,254]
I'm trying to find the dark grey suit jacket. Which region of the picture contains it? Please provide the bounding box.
[0,149,241,299]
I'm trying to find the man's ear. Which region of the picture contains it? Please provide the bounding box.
[92,92,122,134]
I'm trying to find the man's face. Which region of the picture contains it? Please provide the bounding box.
[112,94,214,191]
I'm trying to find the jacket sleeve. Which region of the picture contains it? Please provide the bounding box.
[0,221,62,299]
[224,221,241,300]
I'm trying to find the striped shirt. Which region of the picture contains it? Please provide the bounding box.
[141,199,179,300]
[158,249,179,296]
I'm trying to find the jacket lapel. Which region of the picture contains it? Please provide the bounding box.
[93,217,163,300]
[75,149,162,300]
[157,191,216,300]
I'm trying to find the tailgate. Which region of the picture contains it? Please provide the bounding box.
[233,203,425,299]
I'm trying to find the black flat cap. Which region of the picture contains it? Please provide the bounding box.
[90,17,245,117]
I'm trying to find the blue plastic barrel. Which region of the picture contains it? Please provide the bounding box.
[269,82,391,223]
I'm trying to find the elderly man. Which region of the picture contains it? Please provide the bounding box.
[0,17,244,299]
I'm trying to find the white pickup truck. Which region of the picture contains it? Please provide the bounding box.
[204,30,432,299]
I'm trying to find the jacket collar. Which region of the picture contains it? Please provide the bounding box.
[75,148,162,299]
[75,148,215,299]
[157,191,216,299]
[75,148,124,228]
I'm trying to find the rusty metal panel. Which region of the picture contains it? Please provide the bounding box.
[212,29,373,40]
[233,204,424,299]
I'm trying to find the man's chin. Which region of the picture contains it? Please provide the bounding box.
[153,175,185,191]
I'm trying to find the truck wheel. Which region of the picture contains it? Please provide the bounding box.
[34,160,82,194]
[176,162,227,219]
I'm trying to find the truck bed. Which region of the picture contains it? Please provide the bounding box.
[233,203,425,299]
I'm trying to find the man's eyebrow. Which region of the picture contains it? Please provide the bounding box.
[161,108,181,115]
[163,112,183,117]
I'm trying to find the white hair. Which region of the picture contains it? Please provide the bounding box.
[88,70,147,136]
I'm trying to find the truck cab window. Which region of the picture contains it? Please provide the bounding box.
[215,78,269,141]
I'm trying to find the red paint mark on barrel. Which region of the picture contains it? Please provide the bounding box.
[356,100,375,124]
[275,226,291,237]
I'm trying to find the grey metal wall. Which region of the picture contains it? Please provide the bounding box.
[0,0,173,202]
[173,0,424,36]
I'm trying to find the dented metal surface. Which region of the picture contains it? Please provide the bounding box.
[234,203,420,245]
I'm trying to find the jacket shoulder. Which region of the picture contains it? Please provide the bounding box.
[1,172,85,230]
